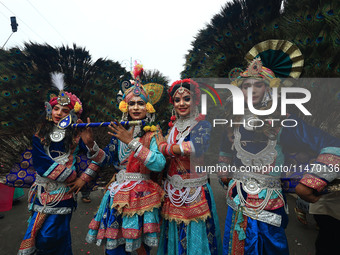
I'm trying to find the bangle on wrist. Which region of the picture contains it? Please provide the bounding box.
[159,142,167,147]
[179,144,184,156]
[159,142,167,153]
[166,144,171,156]
[165,144,175,157]
[128,138,142,152]
[170,144,175,156]
[161,144,167,155]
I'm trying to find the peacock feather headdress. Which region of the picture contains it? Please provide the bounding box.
[230,40,304,87]
[45,72,83,121]
[118,62,163,114]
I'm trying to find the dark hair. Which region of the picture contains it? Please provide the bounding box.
[169,82,192,98]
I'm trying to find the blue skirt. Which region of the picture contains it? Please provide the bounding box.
[86,189,161,253]
[157,184,223,255]
[223,206,289,255]
[19,212,73,255]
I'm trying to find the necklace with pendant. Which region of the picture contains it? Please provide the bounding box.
[133,124,142,137]
[233,126,277,167]
[50,126,66,142]
[174,116,197,141]
[242,109,262,131]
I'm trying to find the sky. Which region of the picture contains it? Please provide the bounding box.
[0,0,229,84]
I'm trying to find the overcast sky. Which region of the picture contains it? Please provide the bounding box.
[0,0,229,84]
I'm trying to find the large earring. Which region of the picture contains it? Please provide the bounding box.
[69,109,78,123]
[172,107,179,119]
[45,102,52,121]
[146,112,155,123]
[121,112,128,121]
[261,89,272,107]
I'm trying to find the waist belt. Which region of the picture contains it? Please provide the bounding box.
[227,197,282,227]
[35,175,67,192]
[167,174,208,190]
[232,171,281,195]
[116,170,150,184]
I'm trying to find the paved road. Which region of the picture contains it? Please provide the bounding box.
[0,175,317,255]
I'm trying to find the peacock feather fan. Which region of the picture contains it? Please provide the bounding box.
[0,43,128,186]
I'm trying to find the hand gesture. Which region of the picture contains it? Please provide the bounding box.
[67,178,86,195]
[108,120,134,145]
[155,125,166,146]
[78,117,95,149]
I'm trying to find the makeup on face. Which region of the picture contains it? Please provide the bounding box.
[52,104,71,124]
[174,90,192,117]
[241,79,267,106]
[128,96,147,120]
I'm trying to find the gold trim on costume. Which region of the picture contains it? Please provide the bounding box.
[245,40,304,79]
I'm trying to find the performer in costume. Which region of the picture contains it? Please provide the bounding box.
[296,151,340,253]
[218,40,340,255]
[86,63,166,254]
[18,72,104,255]
[155,79,223,255]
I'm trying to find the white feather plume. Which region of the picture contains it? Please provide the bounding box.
[50,72,65,91]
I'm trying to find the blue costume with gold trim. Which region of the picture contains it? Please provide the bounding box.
[18,134,103,255]
[219,114,340,255]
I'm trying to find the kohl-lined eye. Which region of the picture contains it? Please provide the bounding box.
[184,97,191,102]
[254,82,265,88]
[174,98,181,103]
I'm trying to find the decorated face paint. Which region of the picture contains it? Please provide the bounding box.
[127,96,147,120]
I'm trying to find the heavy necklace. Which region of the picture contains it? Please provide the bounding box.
[50,126,66,142]
[44,145,70,165]
[133,124,142,137]
[233,126,277,167]
[174,116,197,141]
[242,109,261,131]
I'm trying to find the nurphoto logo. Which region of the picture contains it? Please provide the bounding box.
[199,83,311,128]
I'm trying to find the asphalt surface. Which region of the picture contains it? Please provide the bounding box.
[0,175,317,255]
